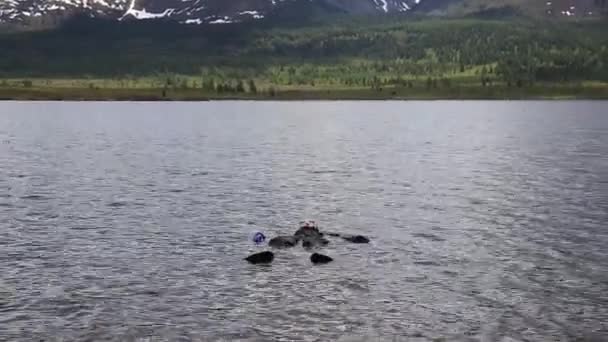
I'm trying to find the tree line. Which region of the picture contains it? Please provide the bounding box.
[1,17,607,87]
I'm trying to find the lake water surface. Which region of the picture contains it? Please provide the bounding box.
[1,101,607,341]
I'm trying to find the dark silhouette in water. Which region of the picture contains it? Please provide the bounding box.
[247,220,370,263]
[245,251,274,264]
[310,253,333,264]
[295,220,332,249]
[302,236,329,249]
[294,221,322,239]
[342,235,370,244]
[269,235,299,248]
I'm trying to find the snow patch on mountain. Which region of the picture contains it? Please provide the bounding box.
[183,17,201,23]
[375,0,388,12]
[239,10,264,19]
[120,0,174,19]
[125,7,174,19]
[208,16,232,24]
[0,0,428,25]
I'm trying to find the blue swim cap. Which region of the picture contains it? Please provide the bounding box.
[253,232,266,244]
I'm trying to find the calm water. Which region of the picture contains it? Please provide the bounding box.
[1,101,607,342]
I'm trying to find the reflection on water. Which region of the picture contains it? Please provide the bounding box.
[1,101,607,341]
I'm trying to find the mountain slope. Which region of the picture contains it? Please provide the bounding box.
[416,0,607,18]
[0,0,420,26]
[1,0,606,28]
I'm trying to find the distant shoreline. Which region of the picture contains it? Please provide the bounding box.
[2,85,608,101]
[3,97,608,102]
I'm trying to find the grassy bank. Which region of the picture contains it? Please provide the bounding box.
[2,82,608,101]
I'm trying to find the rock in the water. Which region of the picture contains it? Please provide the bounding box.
[245,251,274,264]
[269,235,299,248]
[302,237,330,249]
[310,253,333,264]
[342,235,370,244]
[294,220,321,237]
[295,226,321,238]
[326,232,341,237]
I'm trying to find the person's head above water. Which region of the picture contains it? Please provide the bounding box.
[299,220,317,228]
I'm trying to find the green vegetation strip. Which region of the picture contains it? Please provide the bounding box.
[1,17,608,100]
[2,83,607,101]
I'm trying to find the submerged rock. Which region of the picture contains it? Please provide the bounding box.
[269,235,299,248]
[245,251,274,264]
[310,253,333,264]
[302,236,330,249]
[295,221,324,240]
[342,235,370,244]
[296,221,329,249]
[294,226,322,238]
[294,227,323,237]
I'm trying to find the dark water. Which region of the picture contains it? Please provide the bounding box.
[1,101,607,342]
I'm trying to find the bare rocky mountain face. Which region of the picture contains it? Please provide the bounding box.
[0,0,606,27]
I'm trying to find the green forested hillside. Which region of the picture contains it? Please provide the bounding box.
[1,15,607,99]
